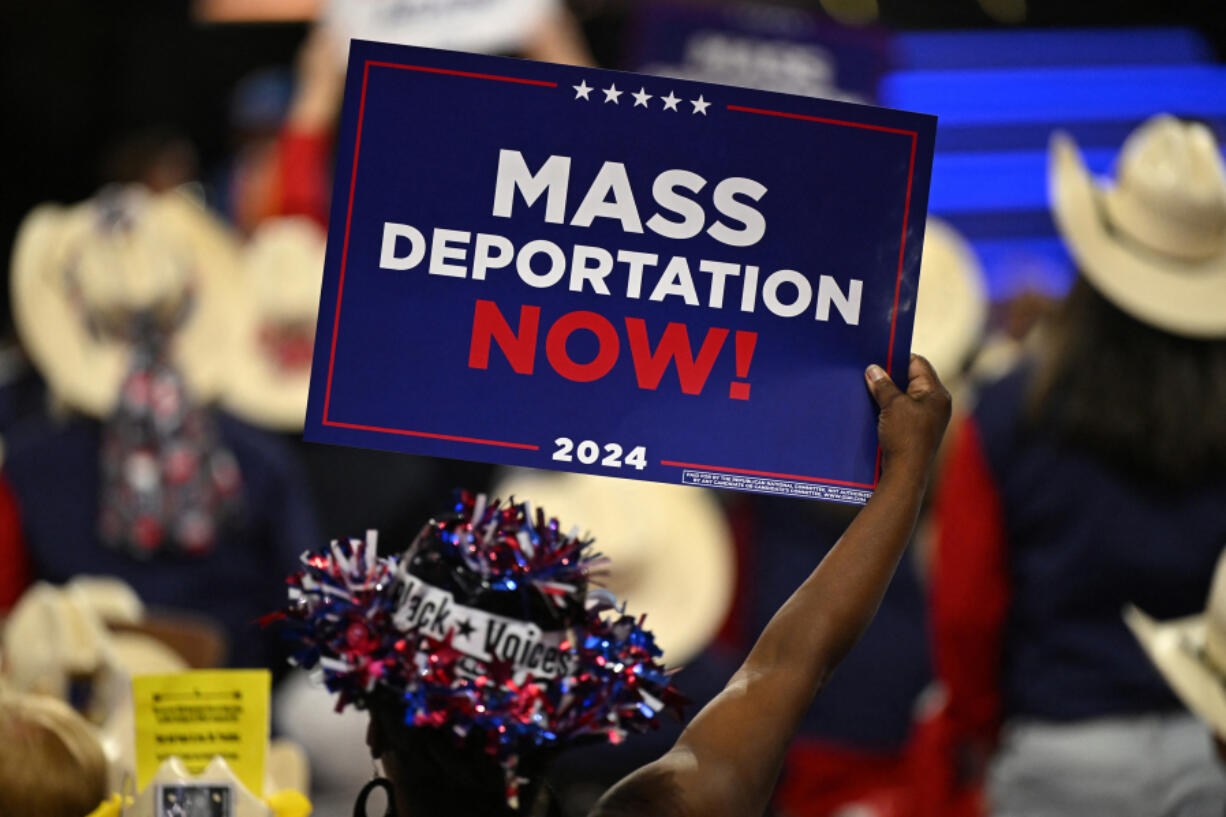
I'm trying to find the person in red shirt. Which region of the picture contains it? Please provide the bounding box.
[0,474,29,613]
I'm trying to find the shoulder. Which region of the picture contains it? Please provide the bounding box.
[2,413,97,477]
[967,360,1036,475]
[215,411,295,466]
[971,362,1031,436]
[213,411,306,495]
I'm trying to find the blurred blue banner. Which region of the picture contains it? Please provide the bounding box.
[885,27,1224,299]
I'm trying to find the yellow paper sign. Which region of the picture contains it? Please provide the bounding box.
[133,669,270,796]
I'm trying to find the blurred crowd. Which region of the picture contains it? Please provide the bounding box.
[1,1,1225,816]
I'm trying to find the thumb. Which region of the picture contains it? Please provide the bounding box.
[865,364,903,409]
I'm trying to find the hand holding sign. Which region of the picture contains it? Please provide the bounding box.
[865,353,951,478]
[306,42,935,503]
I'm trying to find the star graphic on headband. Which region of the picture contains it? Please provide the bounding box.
[484,657,515,687]
[425,632,464,683]
[573,80,592,100]
[661,91,680,112]
[691,95,710,115]
[632,87,653,108]
[456,617,476,640]
[603,83,623,104]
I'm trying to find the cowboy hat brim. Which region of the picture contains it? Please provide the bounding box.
[221,290,312,431]
[222,356,311,431]
[220,217,323,432]
[12,204,129,415]
[912,218,988,380]
[1049,132,1226,339]
[1125,605,1226,740]
[10,192,240,418]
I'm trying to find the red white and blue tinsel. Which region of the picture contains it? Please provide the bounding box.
[274,491,686,808]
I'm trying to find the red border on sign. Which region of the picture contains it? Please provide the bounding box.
[656,105,918,490]
[322,60,556,451]
[324,420,540,450]
[321,62,921,488]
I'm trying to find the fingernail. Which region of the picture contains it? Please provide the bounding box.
[866,364,886,382]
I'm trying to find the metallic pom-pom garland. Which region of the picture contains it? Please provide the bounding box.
[275,492,686,807]
[421,490,604,603]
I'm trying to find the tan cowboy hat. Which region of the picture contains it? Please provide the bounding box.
[1049,115,1226,338]
[0,577,190,700]
[911,218,988,380]
[222,217,325,431]
[10,186,239,418]
[1,581,115,701]
[1125,547,1226,740]
[492,470,736,666]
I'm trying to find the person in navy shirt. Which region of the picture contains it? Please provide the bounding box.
[3,411,319,671]
[928,117,1226,817]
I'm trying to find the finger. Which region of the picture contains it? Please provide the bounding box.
[865,364,903,408]
[906,353,942,398]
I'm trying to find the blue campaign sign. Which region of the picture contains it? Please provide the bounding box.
[305,40,935,504]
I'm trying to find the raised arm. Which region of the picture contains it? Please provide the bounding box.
[591,354,952,817]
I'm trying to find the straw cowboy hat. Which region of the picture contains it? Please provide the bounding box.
[10,187,239,418]
[911,218,988,380]
[1049,114,1226,338]
[0,578,191,702]
[492,469,736,666]
[1,581,120,703]
[222,217,325,431]
[1126,547,1226,740]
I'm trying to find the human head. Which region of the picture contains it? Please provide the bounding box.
[11,186,238,419]
[1028,276,1226,483]
[0,692,109,817]
[1032,116,1226,482]
[366,690,560,817]
[911,217,988,385]
[277,493,683,816]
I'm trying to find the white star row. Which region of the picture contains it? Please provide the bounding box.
[572,80,710,115]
